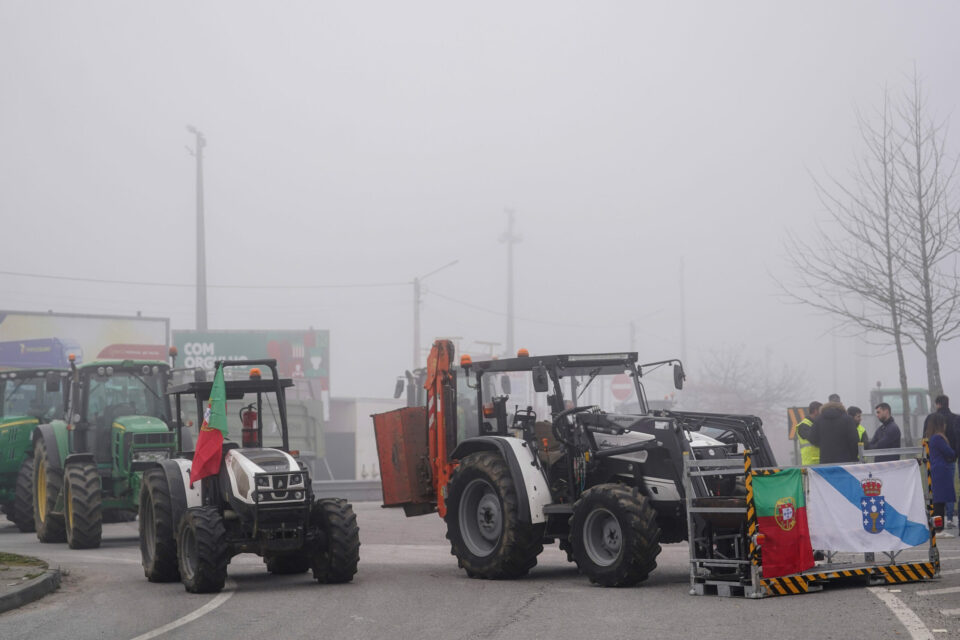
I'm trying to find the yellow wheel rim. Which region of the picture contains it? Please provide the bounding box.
[37,461,47,523]
[65,477,73,530]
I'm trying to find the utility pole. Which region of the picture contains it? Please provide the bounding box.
[499,209,521,356]
[629,321,636,352]
[187,125,208,330]
[680,257,687,365]
[412,260,459,369]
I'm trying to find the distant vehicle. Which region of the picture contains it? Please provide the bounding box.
[869,386,930,443]
[0,338,83,370]
[0,368,68,531]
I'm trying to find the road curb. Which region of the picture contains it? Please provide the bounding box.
[0,568,61,615]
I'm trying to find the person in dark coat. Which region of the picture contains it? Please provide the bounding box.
[869,403,901,462]
[924,395,959,528]
[809,401,860,463]
[925,413,957,533]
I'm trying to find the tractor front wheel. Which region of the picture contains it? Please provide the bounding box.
[12,458,36,533]
[33,439,66,543]
[177,507,228,593]
[568,483,661,587]
[310,498,360,584]
[445,451,544,579]
[64,460,102,549]
[139,469,180,582]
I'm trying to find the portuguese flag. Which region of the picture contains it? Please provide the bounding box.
[753,468,814,578]
[189,364,228,486]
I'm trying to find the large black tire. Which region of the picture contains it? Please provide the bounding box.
[310,498,360,584]
[444,452,544,579]
[568,483,661,587]
[139,469,180,582]
[12,458,36,533]
[33,439,66,543]
[177,507,228,593]
[265,552,310,575]
[64,461,102,549]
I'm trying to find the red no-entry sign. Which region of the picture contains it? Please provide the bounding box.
[611,373,633,401]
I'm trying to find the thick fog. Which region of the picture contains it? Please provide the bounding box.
[2,1,959,425]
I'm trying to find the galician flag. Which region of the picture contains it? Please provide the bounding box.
[753,468,814,578]
[808,460,930,552]
[189,364,228,485]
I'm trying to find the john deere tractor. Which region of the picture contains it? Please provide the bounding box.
[0,369,68,531]
[139,360,360,594]
[32,358,177,548]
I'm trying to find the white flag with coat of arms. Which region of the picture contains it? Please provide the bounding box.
[807,460,930,552]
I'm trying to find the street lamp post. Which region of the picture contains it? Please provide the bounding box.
[187,125,208,330]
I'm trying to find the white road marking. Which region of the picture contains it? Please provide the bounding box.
[128,580,236,640]
[940,609,960,617]
[868,587,933,640]
[915,586,960,597]
[939,568,960,575]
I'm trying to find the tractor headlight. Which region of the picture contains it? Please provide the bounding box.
[256,476,270,488]
[294,491,303,500]
[289,474,302,486]
[133,450,170,462]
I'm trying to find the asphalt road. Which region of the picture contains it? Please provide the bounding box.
[1,503,958,640]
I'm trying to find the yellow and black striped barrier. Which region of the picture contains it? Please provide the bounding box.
[758,562,939,597]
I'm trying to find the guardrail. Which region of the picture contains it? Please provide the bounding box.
[312,480,383,502]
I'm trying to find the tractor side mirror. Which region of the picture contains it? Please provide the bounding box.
[532,365,549,393]
[673,363,685,390]
[45,372,61,393]
[393,378,404,399]
[500,375,511,395]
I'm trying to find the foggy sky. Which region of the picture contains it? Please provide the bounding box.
[2,1,959,417]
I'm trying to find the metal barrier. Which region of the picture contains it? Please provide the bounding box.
[683,444,941,598]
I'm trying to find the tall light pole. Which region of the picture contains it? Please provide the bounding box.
[187,125,208,330]
[412,260,458,369]
[499,209,521,356]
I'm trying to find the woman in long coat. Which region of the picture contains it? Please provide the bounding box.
[926,413,957,533]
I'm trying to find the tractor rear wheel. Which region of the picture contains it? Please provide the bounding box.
[12,458,36,533]
[64,460,102,549]
[139,469,180,582]
[177,507,228,593]
[310,498,360,583]
[444,451,544,579]
[569,483,661,587]
[33,439,66,543]
[265,552,310,575]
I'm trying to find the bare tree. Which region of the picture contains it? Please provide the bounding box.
[892,71,960,399]
[682,346,807,430]
[781,72,960,444]
[780,89,917,440]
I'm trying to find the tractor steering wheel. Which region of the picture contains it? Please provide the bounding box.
[551,405,599,445]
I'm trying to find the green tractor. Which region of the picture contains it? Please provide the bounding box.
[32,358,178,548]
[0,369,68,532]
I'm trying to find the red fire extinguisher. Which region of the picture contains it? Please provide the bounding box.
[240,404,259,447]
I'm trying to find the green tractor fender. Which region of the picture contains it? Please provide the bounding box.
[32,422,70,472]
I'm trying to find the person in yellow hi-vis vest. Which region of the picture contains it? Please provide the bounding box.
[795,401,822,465]
[847,406,869,447]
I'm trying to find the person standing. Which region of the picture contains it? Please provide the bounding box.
[847,406,869,449]
[809,401,860,463]
[795,401,822,465]
[925,413,957,535]
[924,395,959,528]
[870,403,901,462]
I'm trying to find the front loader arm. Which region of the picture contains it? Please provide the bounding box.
[425,339,458,517]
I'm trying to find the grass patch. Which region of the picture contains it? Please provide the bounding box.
[0,552,48,569]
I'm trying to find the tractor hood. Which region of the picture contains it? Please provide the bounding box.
[223,447,306,506]
[112,415,169,434]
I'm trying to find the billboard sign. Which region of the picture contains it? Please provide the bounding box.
[172,329,330,391]
[0,310,169,370]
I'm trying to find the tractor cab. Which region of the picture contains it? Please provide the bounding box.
[68,360,175,470]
